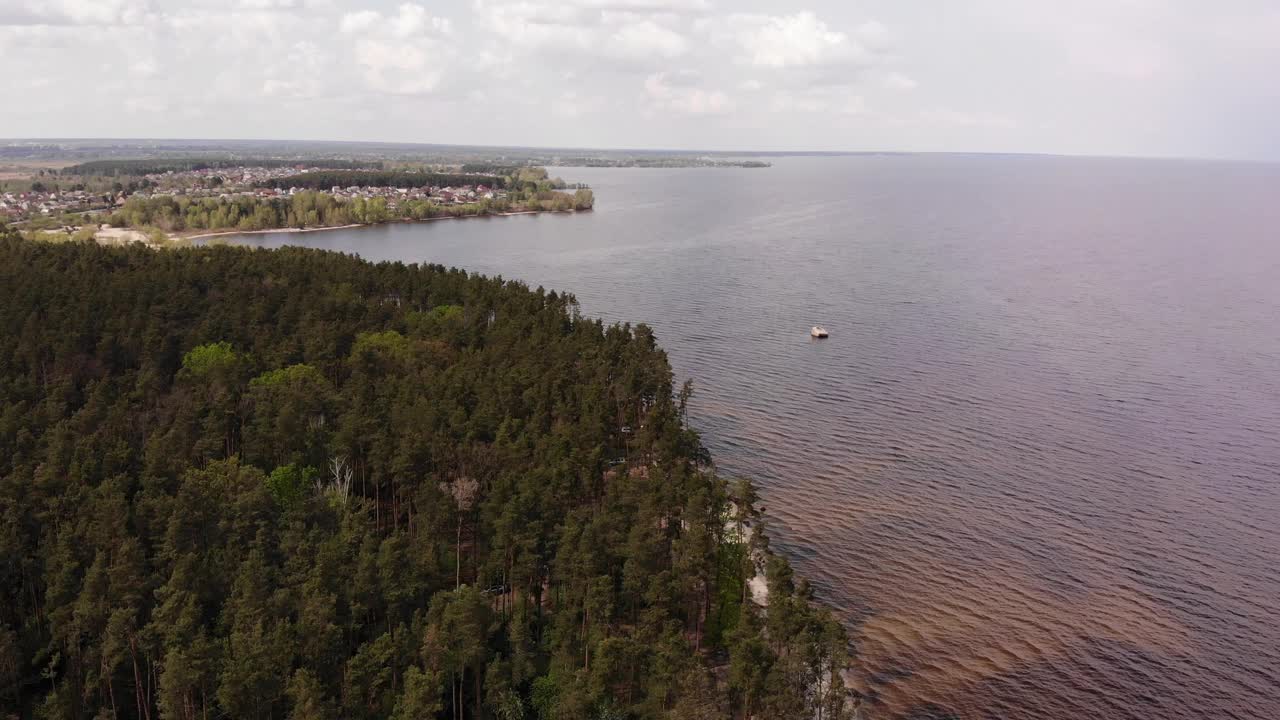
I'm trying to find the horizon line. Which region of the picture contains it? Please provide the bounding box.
[0,136,1269,166]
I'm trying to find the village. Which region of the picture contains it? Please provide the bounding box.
[0,164,513,223]
[118,181,506,213]
[0,187,108,220]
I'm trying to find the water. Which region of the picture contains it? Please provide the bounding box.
[228,156,1280,719]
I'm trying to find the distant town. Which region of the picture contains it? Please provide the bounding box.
[1,165,514,222]
[1,156,595,245]
[0,138,790,245]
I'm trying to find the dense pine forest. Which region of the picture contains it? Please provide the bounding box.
[0,232,853,720]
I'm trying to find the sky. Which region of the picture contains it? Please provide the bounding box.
[1,0,1278,160]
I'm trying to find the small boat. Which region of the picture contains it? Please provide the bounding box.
[811,325,829,338]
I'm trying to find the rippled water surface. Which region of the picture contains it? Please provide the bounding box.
[232,156,1280,719]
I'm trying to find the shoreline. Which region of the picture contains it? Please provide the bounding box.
[178,208,585,242]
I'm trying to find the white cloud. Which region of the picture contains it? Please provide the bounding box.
[129,56,159,78]
[354,39,442,95]
[331,5,457,95]
[719,11,877,69]
[852,20,891,49]
[341,4,450,38]
[0,1,907,138]
[918,108,1017,129]
[578,0,709,12]
[339,10,379,34]
[552,89,609,118]
[645,70,732,115]
[882,71,917,90]
[0,0,152,26]
[260,41,327,99]
[391,3,452,38]
[9,0,1265,158]
[476,0,693,71]
[609,19,687,59]
[476,0,594,49]
[236,0,300,9]
[770,86,866,115]
[122,95,168,114]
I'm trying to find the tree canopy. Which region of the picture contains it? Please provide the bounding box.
[102,187,591,235]
[0,236,851,720]
[61,158,374,176]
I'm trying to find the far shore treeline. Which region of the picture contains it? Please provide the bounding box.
[254,170,507,191]
[105,187,595,234]
[61,157,377,176]
[0,230,856,720]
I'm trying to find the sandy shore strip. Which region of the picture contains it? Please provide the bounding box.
[179,224,365,242]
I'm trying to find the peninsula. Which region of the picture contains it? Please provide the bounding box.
[0,228,857,720]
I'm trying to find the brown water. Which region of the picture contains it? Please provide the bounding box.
[231,155,1280,719]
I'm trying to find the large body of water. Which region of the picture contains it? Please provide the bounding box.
[232,156,1280,719]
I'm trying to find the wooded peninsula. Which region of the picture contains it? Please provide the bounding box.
[0,230,855,720]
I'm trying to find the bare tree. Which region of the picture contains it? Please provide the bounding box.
[317,454,352,504]
[442,477,479,589]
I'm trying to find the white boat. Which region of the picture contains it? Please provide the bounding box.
[811,325,829,338]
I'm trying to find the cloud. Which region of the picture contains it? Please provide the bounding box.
[882,71,917,90]
[390,3,452,38]
[339,10,379,34]
[260,41,327,99]
[551,89,609,118]
[475,0,694,71]
[852,20,891,49]
[338,6,455,95]
[578,0,709,12]
[917,108,1017,129]
[769,86,866,115]
[718,11,881,69]
[644,70,732,115]
[129,56,159,78]
[0,0,152,26]
[236,0,301,9]
[475,1,594,51]
[20,0,1241,157]
[0,0,914,140]
[609,19,687,59]
[341,4,451,38]
[123,95,168,114]
[354,40,442,95]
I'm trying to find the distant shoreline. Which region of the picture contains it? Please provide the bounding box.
[179,208,585,242]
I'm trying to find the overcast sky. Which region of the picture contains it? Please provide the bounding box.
[2,0,1277,159]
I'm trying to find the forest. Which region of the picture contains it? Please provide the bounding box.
[461,164,521,175]
[0,231,854,720]
[103,188,596,234]
[255,171,506,191]
[61,159,375,176]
